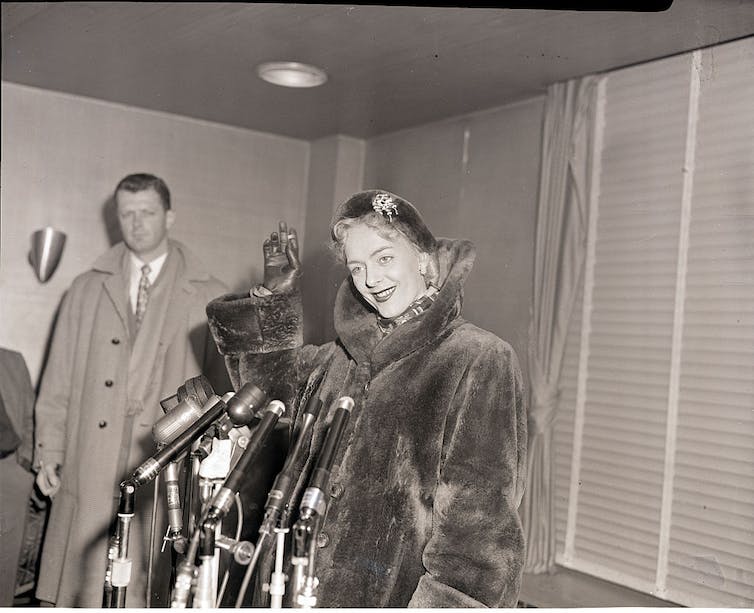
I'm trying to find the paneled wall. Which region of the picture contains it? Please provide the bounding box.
[363,97,545,384]
[301,135,365,346]
[1,82,543,389]
[0,82,310,384]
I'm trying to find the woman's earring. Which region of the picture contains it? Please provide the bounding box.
[419,263,426,276]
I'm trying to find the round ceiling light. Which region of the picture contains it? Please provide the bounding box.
[256,61,328,88]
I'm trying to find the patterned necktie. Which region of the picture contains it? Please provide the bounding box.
[135,263,151,331]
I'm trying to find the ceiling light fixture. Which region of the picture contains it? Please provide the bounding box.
[256,61,328,88]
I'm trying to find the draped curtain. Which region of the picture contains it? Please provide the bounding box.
[521,75,603,574]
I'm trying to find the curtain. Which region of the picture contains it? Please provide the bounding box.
[521,75,603,574]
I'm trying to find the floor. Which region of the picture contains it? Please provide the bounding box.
[518,566,678,608]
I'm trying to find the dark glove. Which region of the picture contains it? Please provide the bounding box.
[262,221,301,293]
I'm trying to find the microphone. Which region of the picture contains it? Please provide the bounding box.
[260,394,323,535]
[152,380,221,551]
[131,382,268,487]
[298,396,353,520]
[163,461,185,549]
[158,374,215,413]
[154,375,220,446]
[290,398,352,610]
[153,394,215,446]
[204,400,286,523]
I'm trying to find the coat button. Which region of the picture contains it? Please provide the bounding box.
[330,483,343,499]
[316,531,330,549]
[105,379,114,387]
[98,420,107,428]
[111,338,120,345]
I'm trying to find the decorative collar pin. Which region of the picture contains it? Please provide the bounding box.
[372,192,398,221]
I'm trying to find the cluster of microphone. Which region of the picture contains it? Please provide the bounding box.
[132,381,268,487]
[290,396,352,608]
[104,374,354,609]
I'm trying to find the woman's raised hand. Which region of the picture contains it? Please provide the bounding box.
[262,221,301,292]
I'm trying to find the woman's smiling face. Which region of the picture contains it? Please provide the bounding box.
[343,223,428,319]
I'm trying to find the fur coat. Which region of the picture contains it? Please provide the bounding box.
[207,238,527,607]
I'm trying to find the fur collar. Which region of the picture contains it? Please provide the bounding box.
[333,238,476,371]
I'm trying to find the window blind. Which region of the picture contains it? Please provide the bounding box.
[665,39,754,608]
[553,37,754,607]
[569,51,691,593]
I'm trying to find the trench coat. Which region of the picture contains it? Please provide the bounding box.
[34,239,229,607]
[207,238,527,607]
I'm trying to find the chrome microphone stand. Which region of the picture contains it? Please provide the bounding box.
[252,394,324,609]
[170,435,254,609]
[289,396,353,609]
[268,525,290,608]
[290,515,320,609]
[192,519,218,608]
[192,431,239,607]
[171,399,285,608]
[107,480,137,608]
[103,381,268,608]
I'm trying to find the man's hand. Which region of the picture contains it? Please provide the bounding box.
[36,461,62,498]
[262,221,301,293]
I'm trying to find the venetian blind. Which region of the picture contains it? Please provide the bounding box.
[568,51,691,593]
[553,38,754,607]
[664,39,754,607]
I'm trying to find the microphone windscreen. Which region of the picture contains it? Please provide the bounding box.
[153,394,208,445]
[182,375,215,406]
[227,382,268,426]
[335,396,354,413]
[160,375,215,413]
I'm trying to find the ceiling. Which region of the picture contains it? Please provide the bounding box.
[2,2,753,140]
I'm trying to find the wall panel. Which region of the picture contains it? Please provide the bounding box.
[0,82,309,383]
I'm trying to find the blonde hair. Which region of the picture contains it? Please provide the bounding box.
[331,213,440,287]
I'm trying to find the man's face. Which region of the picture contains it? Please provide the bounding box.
[116,188,175,261]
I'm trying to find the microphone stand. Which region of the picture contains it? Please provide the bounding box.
[269,525,289,608]
[103,382,268,608]
[290,514,320,609]
[170,531,199,608]
[146,473,161,607]
[192,519,218,608]
[235,395,323,608]
[153,376,217,568]
[170,400,285,608]
[107,480,136,608]
[290,397,353,609]
[190,433,234,609]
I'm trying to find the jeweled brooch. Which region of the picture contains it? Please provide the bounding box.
[372,192,398,221]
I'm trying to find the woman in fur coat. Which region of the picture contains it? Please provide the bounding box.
[206,189,527,607]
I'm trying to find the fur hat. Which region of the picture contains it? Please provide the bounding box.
[330,189,437,254]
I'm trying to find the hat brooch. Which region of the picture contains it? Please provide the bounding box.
[372,193,398,221]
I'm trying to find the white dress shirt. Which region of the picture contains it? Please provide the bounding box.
[128,251,168,314]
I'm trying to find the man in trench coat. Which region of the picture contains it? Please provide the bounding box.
[33,173,230,607]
